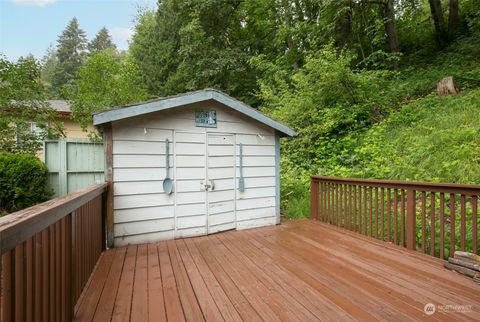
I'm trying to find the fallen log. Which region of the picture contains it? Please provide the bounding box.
[448,257,480,272]
[454,251,480,263]
[444,262,477,278]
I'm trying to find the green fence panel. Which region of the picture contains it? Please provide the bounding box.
[44,139,104,197]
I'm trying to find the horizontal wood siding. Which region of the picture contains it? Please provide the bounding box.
[236,134,277,230]
[112,126,174,246]
[175,132,207,238]
[111,102,278,245]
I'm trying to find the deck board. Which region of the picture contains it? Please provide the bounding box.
[75,220,480,321]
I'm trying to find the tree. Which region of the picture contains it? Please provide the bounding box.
[88,27,117,53]
[380,0,400,69]
[66,50,148,133]
[447,0,459,41]
[130,2,260,106]
[52,17,88,94]
[428,0,460,46]
[0,56,63,154]
[40,44,58,98]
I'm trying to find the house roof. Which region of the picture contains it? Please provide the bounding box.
[92,89,296,137]
[48,100,71,115]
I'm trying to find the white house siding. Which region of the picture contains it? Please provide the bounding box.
[111,101,278,246]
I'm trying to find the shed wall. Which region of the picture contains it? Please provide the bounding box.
[111,101,278,246]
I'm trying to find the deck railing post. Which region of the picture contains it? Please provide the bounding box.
[311,178,319,220]
[406,189,417,250]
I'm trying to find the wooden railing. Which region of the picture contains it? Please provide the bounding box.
[311,176,480,259]
[0,183,107,322]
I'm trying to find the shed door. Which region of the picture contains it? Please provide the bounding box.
[174,131,236,238]
[206,133,236,234]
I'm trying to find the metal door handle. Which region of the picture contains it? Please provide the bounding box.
[201,180,215,191]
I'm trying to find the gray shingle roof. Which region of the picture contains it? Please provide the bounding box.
[92,89,296,137]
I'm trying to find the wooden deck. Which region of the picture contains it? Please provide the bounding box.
[74,220,480,321]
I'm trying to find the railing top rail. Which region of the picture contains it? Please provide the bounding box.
[311,176,480,194]
[0,182,107,255]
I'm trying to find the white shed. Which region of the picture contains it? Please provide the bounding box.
[94,89,295,247]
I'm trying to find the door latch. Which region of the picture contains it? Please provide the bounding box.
[200,180,215,191]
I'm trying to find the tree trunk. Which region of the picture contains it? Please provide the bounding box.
[381,0,400,70]
[335,1,352,49]
[281,0,299,71]
[448,0,459,41]
[428,0,447,47]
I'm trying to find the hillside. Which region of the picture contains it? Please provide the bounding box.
[280,36,480,218]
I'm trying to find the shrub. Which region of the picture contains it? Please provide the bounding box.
[0,153,53,215]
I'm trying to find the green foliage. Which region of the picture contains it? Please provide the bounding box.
[88,27,116,53]
[272,36,480,219]
[53,17,88,94]
[130,3,259,105]
[0,152,52,215]
[66,50,148,133]
[350,89,480,183]
[0,56,63,154]
[257,45,393,174]
[40,44,58,98]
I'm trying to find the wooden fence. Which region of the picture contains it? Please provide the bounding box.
[0,183,107,322]
[310,176,480,259]
[44,139,104,197]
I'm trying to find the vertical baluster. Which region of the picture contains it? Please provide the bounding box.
[49,225,55,321]
[430,192,436,256]
[344,184,348,228]
[440,193,445,259]
[26,238,34,322]
[421,192,426,253]
[460,195,466,251]
[394,189,398,245]
[1,251,13,322]
[338,184,342,226]
[34,233,43,321]
[323,182,327,222]
[61,217,67,322]
[42,229,50,322]
[369,187,373,237]
[15,242,25,322]
[387,189,391,242]
[374,188,378,239]
[319,181,325,222]
[358,186,362,233]
[326,182,329,223]
[353,186,357,231]
[335,184,339,226]
[381,188,385,241]
[364,186,368,235]
[343,184,346,227]
[56,221,61,322]
[472,196,478,255]
[348,185,352,230]
[327,183,331,224]
[401,190,405,247]
[318,182,323,221]
[450,193,456,257]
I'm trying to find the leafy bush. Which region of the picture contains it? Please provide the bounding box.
[0,153,53,215]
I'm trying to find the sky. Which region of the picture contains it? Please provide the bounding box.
[0,0,157,61]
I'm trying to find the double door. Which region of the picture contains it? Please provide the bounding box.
[174,131,236,237]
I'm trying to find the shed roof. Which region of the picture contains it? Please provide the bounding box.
[93,89,296,137]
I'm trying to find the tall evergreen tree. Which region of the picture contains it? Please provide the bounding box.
[40,44,58,98]
[52,17,87,95]
[88,27,117,53]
